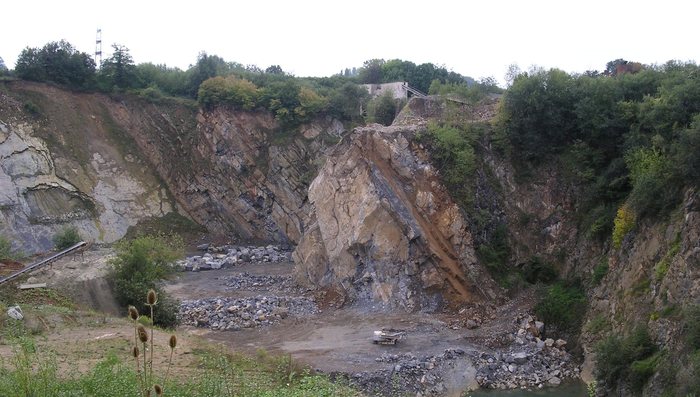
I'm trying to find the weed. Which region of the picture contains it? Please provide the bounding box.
[592,257,609,286]
[631,278,651,297]
[655,231,682,280]
[586,314,612,334]
[661,304,679,318]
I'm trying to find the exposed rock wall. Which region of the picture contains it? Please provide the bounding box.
[0,87,172,253]
[0,82,340,252]
[293,124,501,311]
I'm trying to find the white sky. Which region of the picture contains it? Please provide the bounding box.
[2,0,698,86]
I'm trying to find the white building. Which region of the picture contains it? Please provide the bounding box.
[364,82,409,99]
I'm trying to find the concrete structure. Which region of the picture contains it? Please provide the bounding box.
[364,82,409,99]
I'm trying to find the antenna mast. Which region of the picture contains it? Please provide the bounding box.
[95,29,102,68]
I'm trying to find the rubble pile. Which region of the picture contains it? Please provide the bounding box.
[179,295,318,331]
[182,244,294,271]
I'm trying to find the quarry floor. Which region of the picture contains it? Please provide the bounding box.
[163,261,530,374]
[9,247,534,381]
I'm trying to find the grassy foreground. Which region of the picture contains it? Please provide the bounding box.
[0,289,361,397]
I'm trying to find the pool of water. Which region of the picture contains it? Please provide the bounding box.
[466,380,588,397]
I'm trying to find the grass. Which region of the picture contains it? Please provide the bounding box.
[631,278,651,297]
[0,337,360,397]
[586,314,612,334]
[0,289,360,397]
[592,257,609,286]
[655,231,682,281]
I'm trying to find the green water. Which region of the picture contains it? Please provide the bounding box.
[466,380,588,397]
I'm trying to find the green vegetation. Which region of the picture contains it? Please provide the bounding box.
[685,305,700,352]
[585,314,612,334]
[110,234,182,328]
[52,225,82,250]
[612,205,636,248]
[357,58,477,95]
[475,224,510,283]
[0,332,359,397]
[420,121,478,208]
[498,61,700,244]
[11,39,482,133]
[655,231,682,280]
[592,257,609,286]
[366,90,402,126]
[631,278,651,297]
[521,255,558,284]
[594,326,658,393]
[23,100,40,115]
[428,77,502,105]
[15,40,96,90]
[534,278,586,335]
[0,235,15,260]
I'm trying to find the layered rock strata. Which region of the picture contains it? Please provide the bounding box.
[293,124,500,311]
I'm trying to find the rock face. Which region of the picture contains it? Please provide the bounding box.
[0,81,339,252]
[293,124,500,311]
[0,87,172,253]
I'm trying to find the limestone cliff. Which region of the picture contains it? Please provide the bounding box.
[0,85,172,253]
[0,81,340,253]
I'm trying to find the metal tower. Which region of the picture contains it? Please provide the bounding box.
[95,29,102,68]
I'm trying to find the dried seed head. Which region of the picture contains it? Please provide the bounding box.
[145,390,151,397]
[154,384,163,395]
[132,346,140,358]
[168,334,177,350]
[147,289,157,306]
[128,306,139,321]
[137,324,149,343]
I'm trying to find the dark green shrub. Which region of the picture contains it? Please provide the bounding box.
[629,353,661,393]
[52,226,82,250]
[660,304,679,318]
[367,91,398,126]
[110,234,182,328]
[595,325,658,392]
[0,235,14,260]
[534,278,586,334]
[24,101,40,114]
[522,255,558,284]
[475,224,510,282]
[592,258,609,286]
[625,326,657,362]
[594,335,627,388]
[685,305,700,352]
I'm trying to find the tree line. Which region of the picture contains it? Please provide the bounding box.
[5,40,487,128]
[495,60,700,239]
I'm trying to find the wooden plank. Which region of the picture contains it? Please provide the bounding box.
[19,283,47,290]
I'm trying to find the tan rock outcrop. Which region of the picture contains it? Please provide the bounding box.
[293,124,500,311]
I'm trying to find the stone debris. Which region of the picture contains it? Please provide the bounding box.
[178,295,318,331]
[472,314,578,390]
[328,314,579,396]
[218,273,305,294]
[180,244,294,271]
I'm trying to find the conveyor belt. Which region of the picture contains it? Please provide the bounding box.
[0,241,88,286]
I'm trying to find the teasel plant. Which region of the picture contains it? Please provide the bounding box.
[129,290,177,396]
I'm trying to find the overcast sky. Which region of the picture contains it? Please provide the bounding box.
[2,0,697,86]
